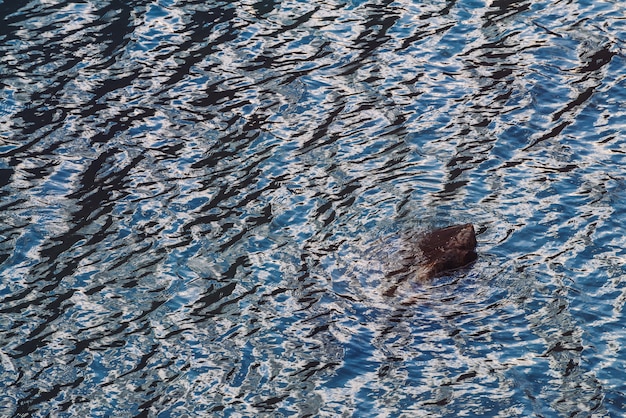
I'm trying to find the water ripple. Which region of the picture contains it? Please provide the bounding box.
[0,0,625,416]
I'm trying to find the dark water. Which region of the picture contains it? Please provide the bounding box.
[1,0,625,416]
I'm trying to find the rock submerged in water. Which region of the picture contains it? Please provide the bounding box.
[383,223,477,296]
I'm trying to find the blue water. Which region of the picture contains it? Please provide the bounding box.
[0,0,625,416]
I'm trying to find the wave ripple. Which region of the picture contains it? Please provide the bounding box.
[0,0,625,416]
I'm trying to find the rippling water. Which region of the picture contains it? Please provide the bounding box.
[1,0,625,416]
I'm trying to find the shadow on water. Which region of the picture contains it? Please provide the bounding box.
[0,0,625,416]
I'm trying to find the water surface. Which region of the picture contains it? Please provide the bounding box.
[1,0,625,416]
